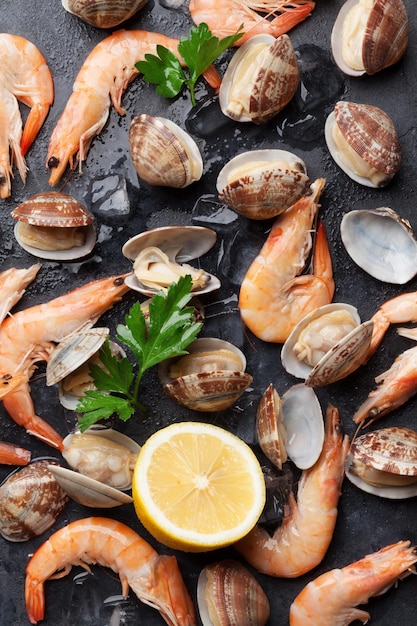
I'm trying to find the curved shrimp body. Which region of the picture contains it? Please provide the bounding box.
[353,344,417,428]
[289,540,417,625]
[238,178,334,343]
[0,35,53,192]
[235,405,350,577]
[0,441,31,465]
[46,30,185,186]
[0,81,27,198]
[189,0,315,45]
[25,517,196,626]
[0,274,130,449]
[0,263,41,325]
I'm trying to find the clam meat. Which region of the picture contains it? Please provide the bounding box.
[341,207,417,284]
[256,384,287,470]
[331,0,409,77]
[158,337,253,412]
[219,33,299,124]
[281,303,374,387]
[324,101,401,187]
[122,225,221,296]
[0,459,69,542]
[216,149,311,220]
[197,559,270,626]
[62,0,148,28]
[129,114,203,188]
[11,191,96,260]
[346,426,417,499]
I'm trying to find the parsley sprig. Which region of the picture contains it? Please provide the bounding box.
[76,275,202,432]
[136,22,243,106]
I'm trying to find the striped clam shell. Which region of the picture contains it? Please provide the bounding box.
[62,0,148,28]
[11,191,94,227]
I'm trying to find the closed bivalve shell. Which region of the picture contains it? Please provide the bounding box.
[331,0,409,77]
[219,33,299,124]
[129,114,203,188]
[62,0,148,28]
[341,208,417,284]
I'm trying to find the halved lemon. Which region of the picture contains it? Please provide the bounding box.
[132,421,266,552]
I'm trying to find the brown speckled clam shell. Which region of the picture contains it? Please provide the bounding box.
[351,426,417,476]
[11,191,94,227]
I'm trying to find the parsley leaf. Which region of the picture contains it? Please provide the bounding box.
[76,275,202,432]
[136,22,243,106]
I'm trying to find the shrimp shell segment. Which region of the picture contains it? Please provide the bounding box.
[129,114,203,188]
[331,0,409,76]
[216,149,310,220]
[219,34,299,124]
[62,0,148,28]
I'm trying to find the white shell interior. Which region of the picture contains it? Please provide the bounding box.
[14,222,97,261]
[331,0,366,77]
[345,454,417,499]
[341,209,417,284]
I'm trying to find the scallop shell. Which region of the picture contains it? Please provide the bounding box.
[281,384,324,470]
[159,337,253,412]
[122,225,221,296]
[341,208,417,284]
[219,33,299,124]
[0,459,69,542]
[346,426,417,499]
[62,0,148,28]
[256,384,287,469]
[325,101,401,188]
[331,0,409,77]
[216,149,311,220]
[197,559,270,626]
[129,115,203,188]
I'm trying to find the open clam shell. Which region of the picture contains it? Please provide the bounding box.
[216,149,311,220]
[158,337,252,412]
[256,384,287,470]
[281,303,374,387]
[341,207,417,284]
[219,33,299,124]
[12,191,96,261]
[324,101,401,188]
[129,114,203,188]
[346,426,417,499]
[122,226,220,296]
[331,0,409,77]
[281,384,324,470]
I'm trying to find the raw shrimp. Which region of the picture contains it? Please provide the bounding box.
[0,274,130,450]
[25,516,196,626]
[189,0,315,45]
[235,405,350,577]
[366,290,417,360]
[289,540,417,625]
[0,263,41,324]
[238,178,335,343]
[0,34,54,197]
[0,441,31,465]
[46,29,221,186]
[353,344,417,428]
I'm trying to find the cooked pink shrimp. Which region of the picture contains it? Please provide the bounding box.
[289,540,417,625]
[0,274,130,450]
[235,405,349,577]
[189,0,315,45]
[353,344,417,428]
[0,34,53,197]
[25,516,196,626]
[0,263,41,324]
[0,441,31,465]
[46,29,221,186]
[238,178,335,343]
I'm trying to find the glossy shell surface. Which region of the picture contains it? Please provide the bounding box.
[216,149,311,220]
[325,101,401,188]
[219,33,299,125]
[62,0,148,28]
[331,0,409,76]
[282,303,374,386]
[256,384,287,470]
[281,384,324,470]
[197,559,270,626]
[159,337,252,412]
[129,114,203,188]
[0,459,69,542]
[122,225,220,296]
[341,207,417,284]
